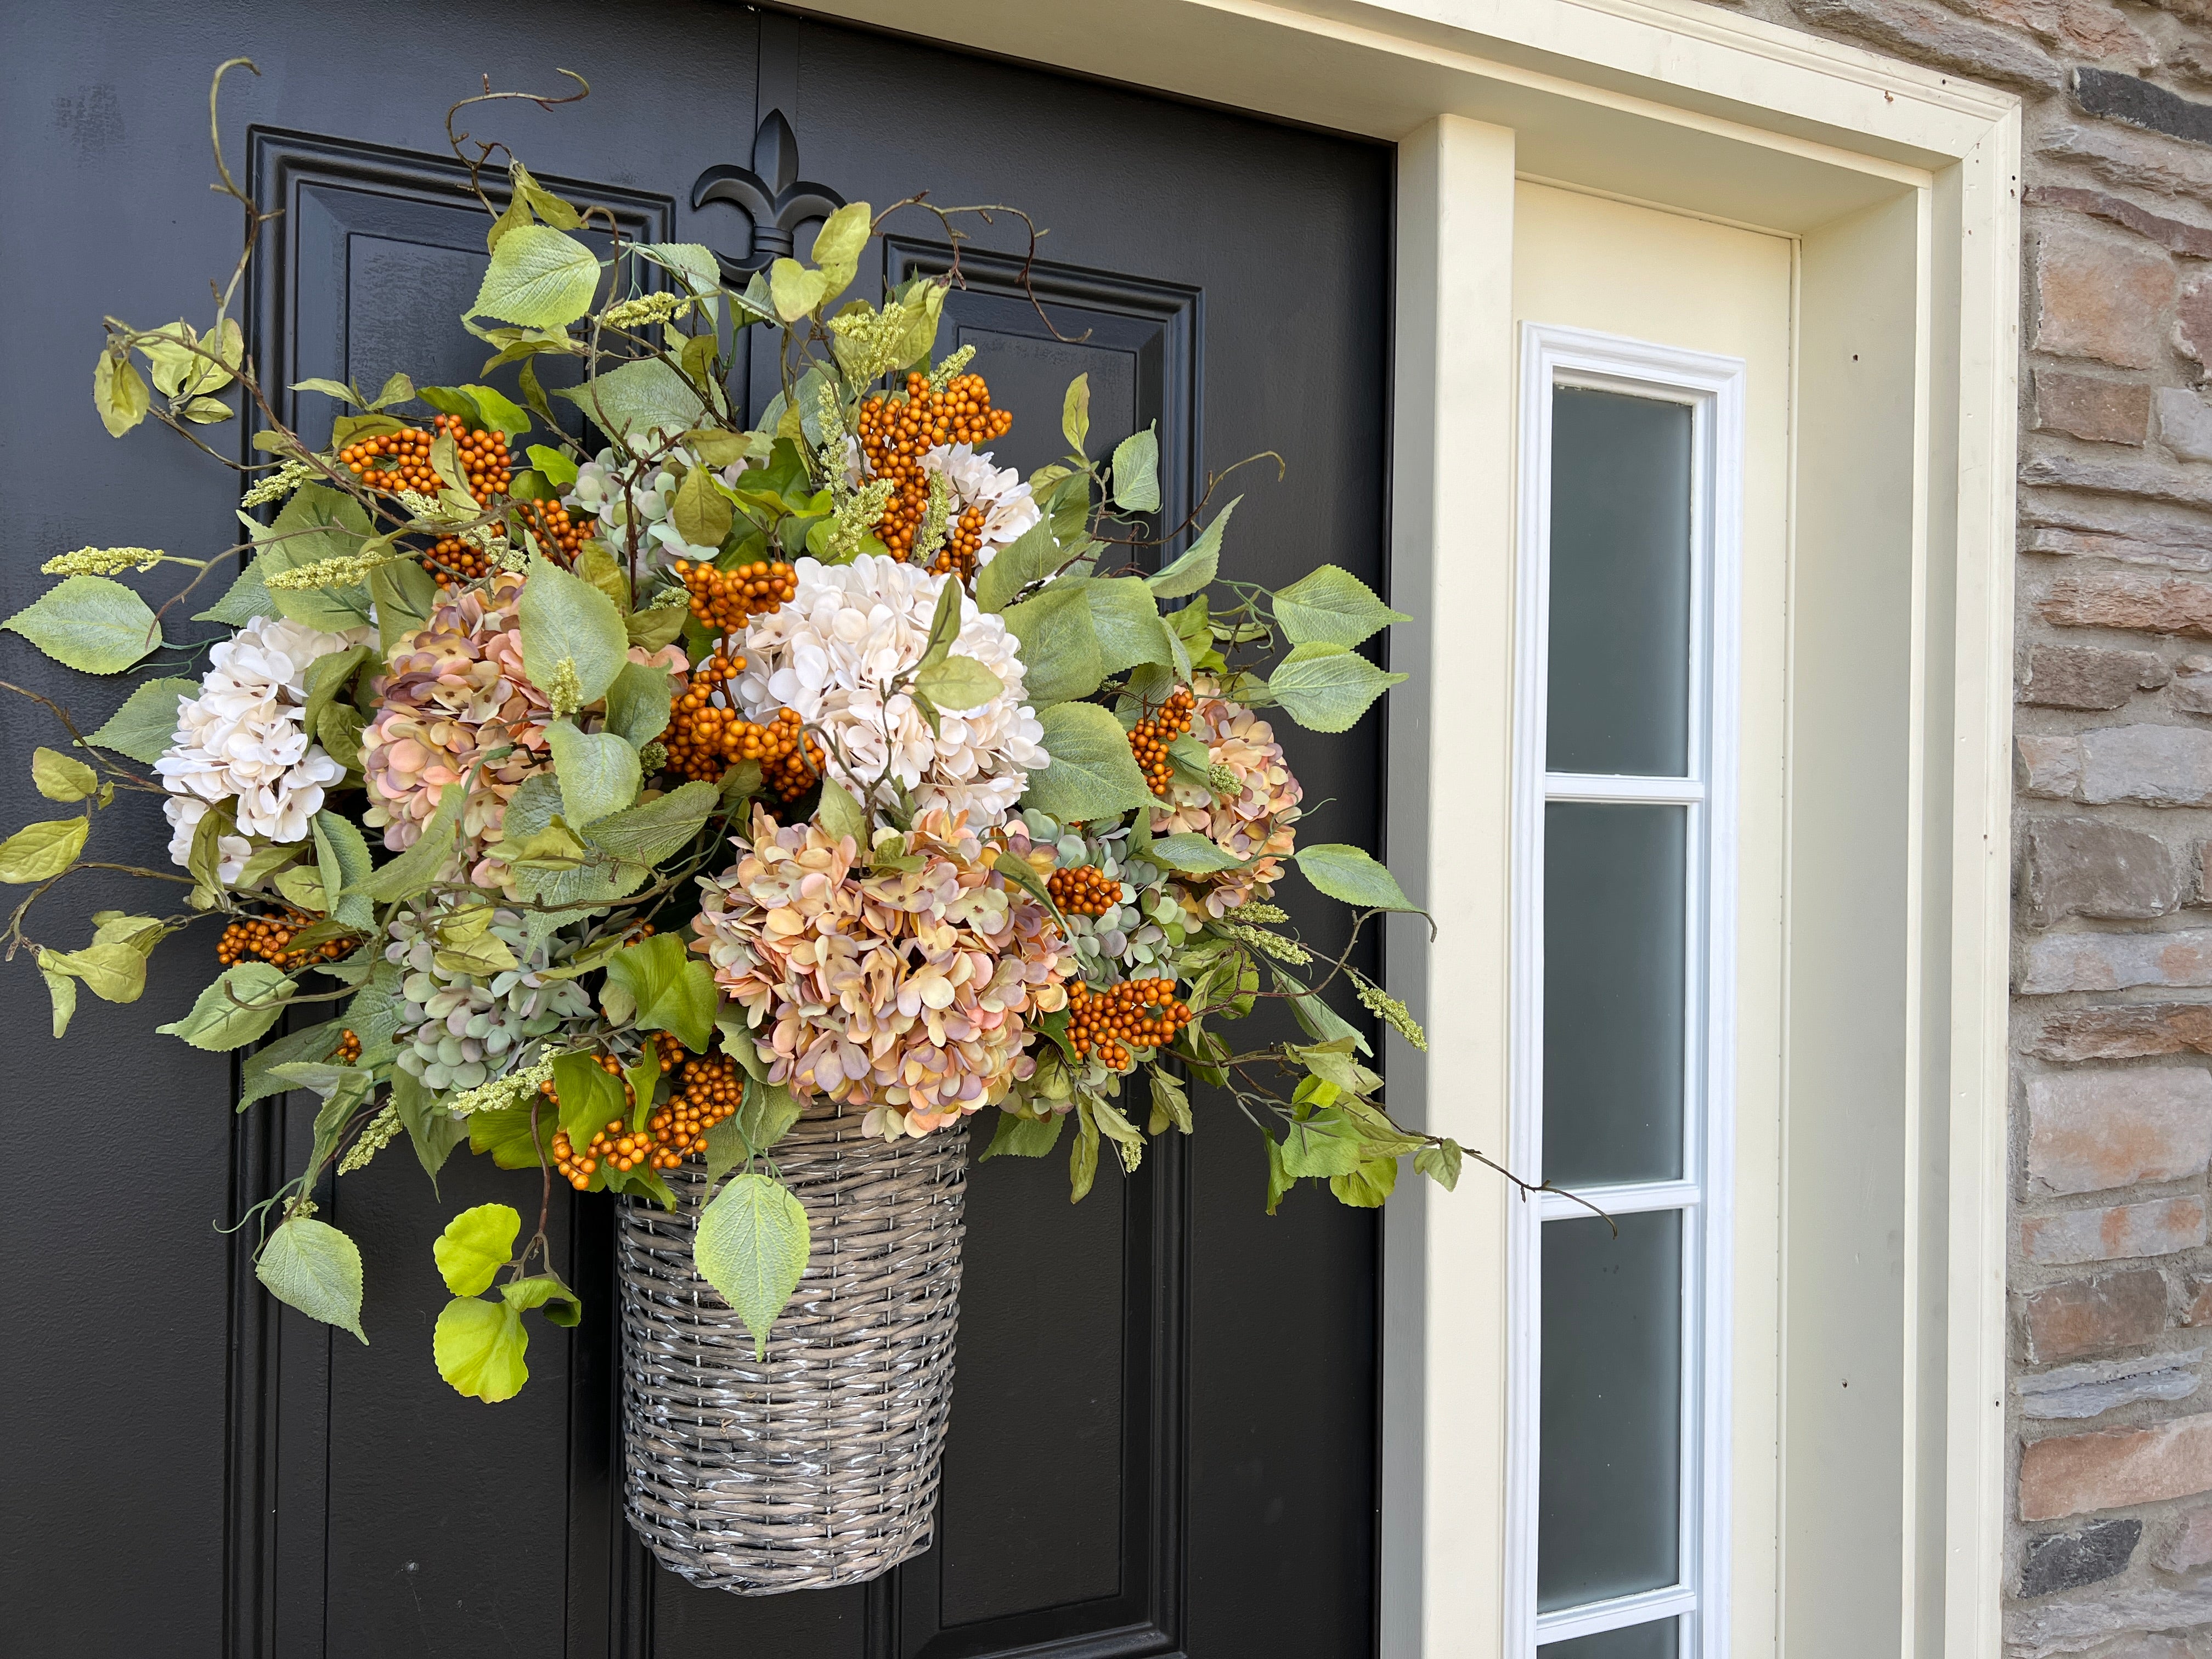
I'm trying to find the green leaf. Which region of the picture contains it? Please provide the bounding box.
[604,932,718,1052]
[701,1115,750,1184]
[1330,1156,1399,1207]
[1265,642,1406,734]
[671,464,733,549]
[434,1295,528,1402]
[1150,1068,1193,1134]
[520,555,629,707]
[502,1272,582,1326]
[913,653,1004,712]
[312,810,375,930]
[809,201,873,297]
[1062,373,1091,454]
[471,225,601,329]
[734,1080,803,1159]
[433,1203,520,1296]
[1024,703,1158,822]
[1274,965,1370,1057]
[1069,1102,1101,1202]
[86,678,194,763]
[1110,424,1160,512]
[582,779,719,864]
[546,721,641,827]
[1271,564,1409,649]
[1000,584,1103,706]
[258,1217,367,1342]
[1279,1107,1367,1178]
[974,518,1065,614]
[603,661,673,748]
[528,443,579,486]
[557,357,709,441]
[252,486,377,634]
[159,962,292,1049]
[1294,843,1420,913]
[3,575,163,674]
[93,348,151,436]
[194,557,273,627]
[1414,1139,1463,1191]
[300,646,367,742]
[30,748,97,803]
[369,557,438,656]
[1149,832,1246,874]
[460,383,531,438]
[1265,1133,1295,1215]
[0,816,88,883]
[769,258,831,322]
[1148,496,1239,600]
[695,1172,812,1358]
[1080,576,1181,676]
[358,770,467,904]
[40,968,76,1037]
[179,395,236,424]
[572,544,630,614]
[815,778,870,843]
[625,603,688,652]
[39,940,146,1004]
[551,1051,629,1144]
[318,704,365,774]
[235,1019,346,1108]
[510,161,583,230]
[981,1109,1066,1160]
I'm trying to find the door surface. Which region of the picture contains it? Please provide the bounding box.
[0,5,1392,1655]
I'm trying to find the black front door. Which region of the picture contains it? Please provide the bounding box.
[1,5,1392,1654]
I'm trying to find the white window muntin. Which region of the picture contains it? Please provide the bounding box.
[1506,323,1745,1659]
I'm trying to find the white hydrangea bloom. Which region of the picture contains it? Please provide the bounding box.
[917,442,1040,566]
[156,613,369,876]
[736,555,1047,826]
[564,432,752,573]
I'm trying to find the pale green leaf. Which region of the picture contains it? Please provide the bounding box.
[460,383,531,438]
[1001,584,1102,706]
[1279,1108,1367,1178]
[312,809,376,930]
[39,940,146,1004]
[1062,373,1091,454]
[556,357,708,441]
[981,1109,1065,1160]
[1149,831,1247,874]
[734,1080,803,1159]
[670,464,733,548]
[1271,563,1409,649]
[1414,1139,1463,1191]
[582,779,719,865]
[434,1296,528,1401]
[769,258,831,321]
[358,771,467,904]
[1295,842,1421,913]
[1148,496,1239,600]
[1266,642,1406,733]
[195,558,273,627]
[158,962,292,1048]
[1111,424,1160,512]
[300,646,367,741]
[3,576,163,674]
[258,1217,366,1342]
[1079,575,1180,676]
[974,518,1066,613]
[471,224,601,328]
[546,722,641,827]
[518,555,629,706]
[30,747,98,803]
[695,1172,812,1358]
[528,443,579,486]
[913,653,1004,712]
[0,816,88,883]
[551,1051,629,1144]
[604,661,674,747]
[1330,1155,1398,1207]
[40,969,76,1038]
[1023,702,1158,822]
[815,778,870,843]
[625,603,688,652]
[253,486,378,634]
[809,201,873,297]
[501,1272,582,1326]
[93,348,151,437]
[369,558,436,656]
[433,1203,520,1296]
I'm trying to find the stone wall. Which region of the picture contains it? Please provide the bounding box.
[1705,0,2212,1647]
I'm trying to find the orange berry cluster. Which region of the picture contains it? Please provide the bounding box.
[1048,864,1122,918]
[1066,977,1191,1071]
[216,909,354,969]
[856,372,1013,571]
[425,498,586,588]
[548,1035,687,1189]
[1127,685,1197,797]
[644,1051,746,1166]
[674,558,796,631]
[330,1029,362,1065]
[340,413,512,502]
[662,644,824,798]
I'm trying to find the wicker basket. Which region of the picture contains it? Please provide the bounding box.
[615,1100,968,1593]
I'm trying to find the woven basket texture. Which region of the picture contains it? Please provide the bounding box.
[617,1099,967,1594]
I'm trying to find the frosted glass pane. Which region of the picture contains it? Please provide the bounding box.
[1543,803,1686,1186]
[1538,1209,1684,1612]
[1547,387,1693,776]
[1540,1618,1681,1659]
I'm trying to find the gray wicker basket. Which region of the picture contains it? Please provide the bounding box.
[615,1100,968,1593]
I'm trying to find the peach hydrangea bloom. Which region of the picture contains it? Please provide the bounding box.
[1150,684,1302,918]
[690,806,1069,1139]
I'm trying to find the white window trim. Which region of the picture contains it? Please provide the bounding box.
[1506,324,1746,1658]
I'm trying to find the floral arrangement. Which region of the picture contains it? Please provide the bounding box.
[2,67,1461,1397]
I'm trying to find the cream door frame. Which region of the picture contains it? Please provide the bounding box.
[788,3,2021,1652]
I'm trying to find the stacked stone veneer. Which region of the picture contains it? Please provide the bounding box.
[1707,0,2212,1647]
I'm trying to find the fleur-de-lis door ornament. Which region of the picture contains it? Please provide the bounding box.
[690,109,847,279]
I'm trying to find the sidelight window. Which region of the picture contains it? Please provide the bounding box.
[1508,325,1745,1659]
